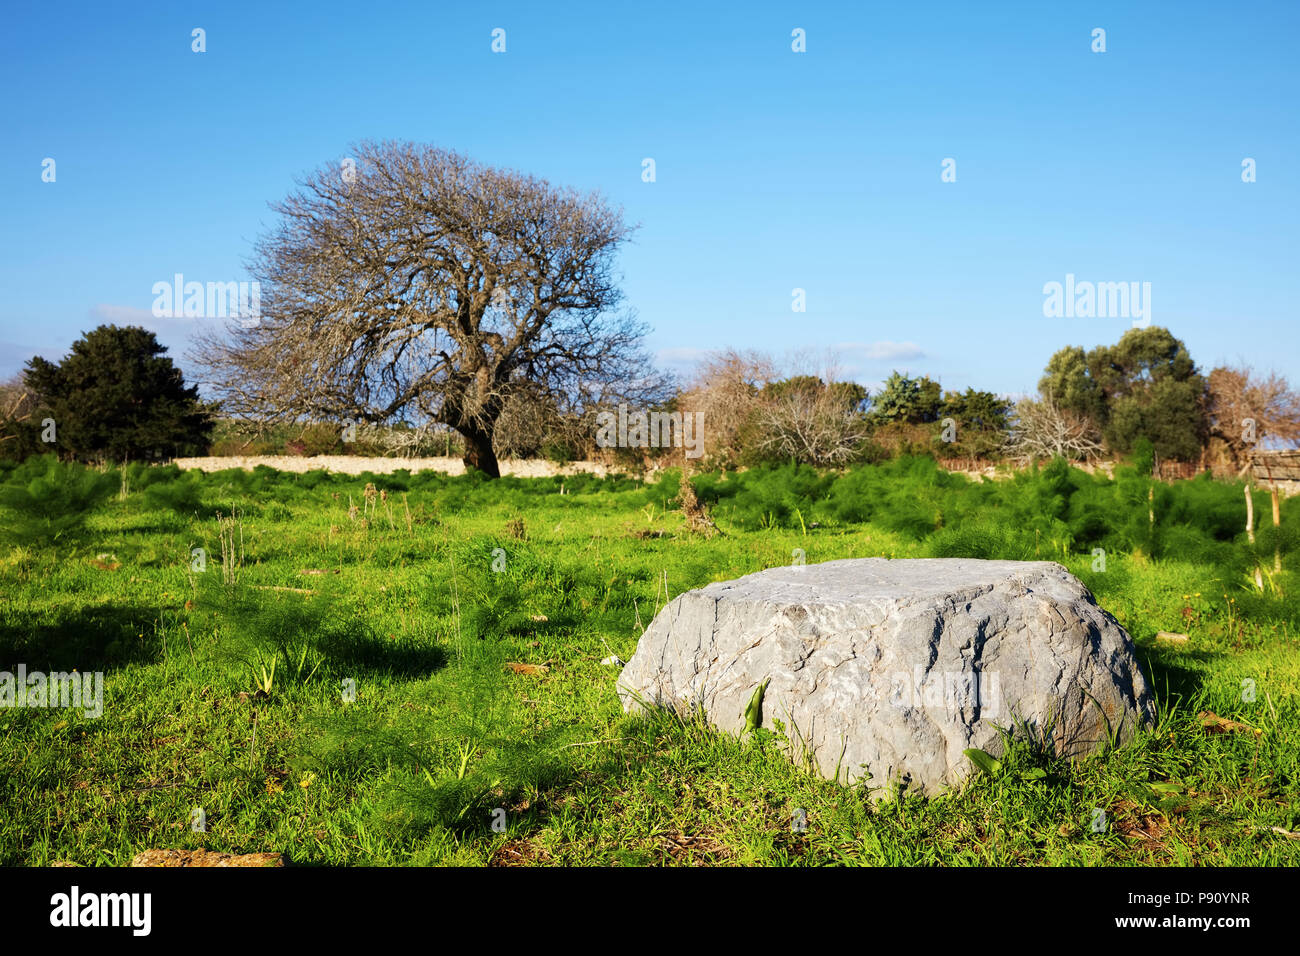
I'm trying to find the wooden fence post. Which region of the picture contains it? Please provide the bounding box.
[1259,456,1282,574]
[1245,480,1263,590]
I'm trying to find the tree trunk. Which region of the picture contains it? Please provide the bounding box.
[461,428,500,478]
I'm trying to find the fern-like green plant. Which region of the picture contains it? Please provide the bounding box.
[0,456,118,547]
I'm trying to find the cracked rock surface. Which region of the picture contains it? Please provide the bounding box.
[617,558,1155,795]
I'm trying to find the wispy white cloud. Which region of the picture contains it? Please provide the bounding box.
[833,341,926,362]
[655,347,710,365]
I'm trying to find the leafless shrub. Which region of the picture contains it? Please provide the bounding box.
[753,382,870,465]
[674,349,875,467]
[0,376,36,447]
[1207,364,1300,466]
[675,350,775,467]
[1003,395,1104,463]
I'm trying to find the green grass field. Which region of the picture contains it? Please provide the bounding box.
[1,456,1297,866]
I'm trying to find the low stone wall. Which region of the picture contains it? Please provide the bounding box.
[172,455,612,478]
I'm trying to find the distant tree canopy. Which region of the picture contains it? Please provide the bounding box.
[863,373,1011,458]
[940,387,1012,432]
[869,372,944,425]
[1040,327,1208,461]
[938,387,1013,457]
[760,375,869,413]
[193,141,670,478]
[19,325,213,462]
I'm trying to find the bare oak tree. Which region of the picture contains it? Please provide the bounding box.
[192,141,667,477]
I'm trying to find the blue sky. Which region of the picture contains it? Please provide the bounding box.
[2,0,1296,399]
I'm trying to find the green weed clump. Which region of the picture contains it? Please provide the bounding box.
[0,456,118,547]
[667,456,1298,578]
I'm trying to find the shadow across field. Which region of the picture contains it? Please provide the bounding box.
[311,627,448,679]
[193,581,448,681]
[0,603,164,672]
[1137,644,1222,707]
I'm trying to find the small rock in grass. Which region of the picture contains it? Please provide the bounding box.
[505,662,549,676]
[1198,711,1261,736]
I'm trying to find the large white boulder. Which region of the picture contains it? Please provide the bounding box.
[617,558,1155,794]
